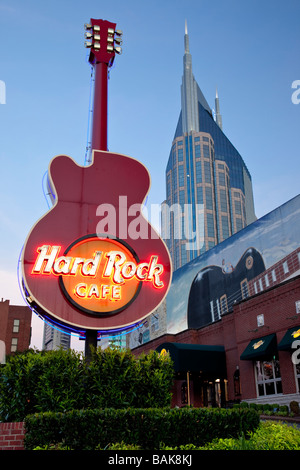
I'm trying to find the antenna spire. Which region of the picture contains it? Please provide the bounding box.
[184,19,190,53]
[215,87,223,130]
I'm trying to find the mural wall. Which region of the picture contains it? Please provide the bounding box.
[167,194,300,333]
[128,194,300,348]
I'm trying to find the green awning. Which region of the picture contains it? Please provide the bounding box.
[278,326,300,351]
[156,342,226,377]
[240,333,277,361]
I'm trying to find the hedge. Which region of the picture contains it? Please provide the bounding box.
[0,348,174,422]
[24,407,260,450]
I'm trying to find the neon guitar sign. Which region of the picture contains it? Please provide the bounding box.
[21,19,172,336]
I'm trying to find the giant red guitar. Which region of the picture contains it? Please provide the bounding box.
[21,19,172,340]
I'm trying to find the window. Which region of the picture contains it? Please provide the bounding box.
[197,186,203,204]
[13,319,20,333]
[221,216,230,239]
[203,144,210,158]
[195,145,201,157]
[205,187,213,210]
[218,172,226,187]
[204,161,211,183]
[283,261,289,274]
[271,270,276,282]
[234,200,242,215]
[220,294,228,314]
[296,301,300,314]
[219,189,227,212]
[255,359,282,396]
[265,274,270,288]
[181,381,188,404]
[172,169,177,190]
[195,161,202,183]
[240,279,249,299]
[178,165,184,187]
[11,338,18,353]
[179,190,185,209]
[178,148,183,161]
[207,213,215,238]
[235,218,243,232]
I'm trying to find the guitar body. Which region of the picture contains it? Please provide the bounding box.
[187,248,265,329]
[22,150,172,332]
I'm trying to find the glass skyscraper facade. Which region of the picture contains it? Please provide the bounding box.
[162,23,256,270]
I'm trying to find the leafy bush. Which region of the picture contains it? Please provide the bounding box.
[248,421,300,450]
[24,407,260,450]
[163,421,300,450]
[0,348,174,422]
[290,401,300,415]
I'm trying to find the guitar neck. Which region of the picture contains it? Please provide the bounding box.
[91,61,109,152]
[248,247,300,296]
[84,19,122,153]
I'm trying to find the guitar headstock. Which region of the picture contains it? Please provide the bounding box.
[84,18,123,67]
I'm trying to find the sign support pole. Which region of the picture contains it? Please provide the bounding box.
[84,58,109,360]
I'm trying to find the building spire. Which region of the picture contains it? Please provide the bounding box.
[184,19,190,53]
[215,87,223,130]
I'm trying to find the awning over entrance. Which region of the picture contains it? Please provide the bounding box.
[156,342,226,377]
[240,333,277,361]
[278,326,300,351]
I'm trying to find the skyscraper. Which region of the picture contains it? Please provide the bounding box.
[43,323,71,351]
[162,22,256,270]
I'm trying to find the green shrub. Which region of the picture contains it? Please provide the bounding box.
[24,407,260,450]
[240,401,249,408]
[188,421,300,450]
[0,348,174,422]
[249,403,257,410]
[279,405,289,413]
[248,421,300,450]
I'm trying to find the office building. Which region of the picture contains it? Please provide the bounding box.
[162,22,256,270]
[42,322,70,351]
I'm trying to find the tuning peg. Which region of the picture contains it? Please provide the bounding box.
[114,37,122,45]
[107,36,114,44]
[94,42,100,50]
[84,23,92,30]
[114,46,122,55]
[84,32,93,39]
[107,44,114,53]
[94,33,100,41]
[84,41,93,48]
[93,25,100,32]
[115,30,123,37]
[107,28,115,35]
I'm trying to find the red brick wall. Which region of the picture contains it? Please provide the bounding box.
[132,275,300,405]
[0,422,25,450]
[6,305,32,353]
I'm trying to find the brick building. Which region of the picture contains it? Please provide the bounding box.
[0,299,32,360]
[131,275,300,408]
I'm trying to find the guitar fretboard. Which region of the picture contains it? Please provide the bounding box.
[248,247,300,297]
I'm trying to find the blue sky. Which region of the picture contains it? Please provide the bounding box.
[0,0,299,349]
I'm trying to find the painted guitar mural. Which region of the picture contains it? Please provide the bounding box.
[188,246,300,329]
[21,19,172,336]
